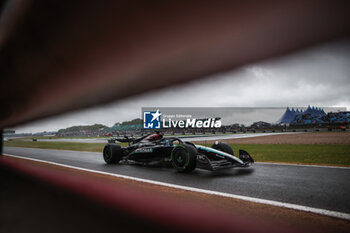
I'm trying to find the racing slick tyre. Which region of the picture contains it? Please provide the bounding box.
[211,141,233,155]
[171,144,197,173]
[103,144,123,164]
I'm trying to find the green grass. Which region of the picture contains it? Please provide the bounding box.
[10,136,111,140]
[3,140,129,152]
[227,144,350,166]
[4,140,350,166]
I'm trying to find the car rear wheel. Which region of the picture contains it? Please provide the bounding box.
[211,141,233,155]
[103,144,123,164]
[171,144,197,172]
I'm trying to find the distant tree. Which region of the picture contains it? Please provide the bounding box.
[113,118,142,126]
[58,124,108,133]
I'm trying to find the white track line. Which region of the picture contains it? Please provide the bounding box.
[3,153,350,221]
[256,162,350,169]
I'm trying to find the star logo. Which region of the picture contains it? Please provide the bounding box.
[151,109,162,122]
[143,109,162,129]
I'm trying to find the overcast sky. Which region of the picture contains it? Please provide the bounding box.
[14,38,350,133]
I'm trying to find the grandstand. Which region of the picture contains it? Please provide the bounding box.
[277,106,350,126]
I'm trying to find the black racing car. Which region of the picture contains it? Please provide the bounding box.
[103,132,254,172]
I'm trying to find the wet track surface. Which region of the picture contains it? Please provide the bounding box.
[4,146,350,214]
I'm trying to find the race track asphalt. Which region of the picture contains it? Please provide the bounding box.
[4,146,350,214]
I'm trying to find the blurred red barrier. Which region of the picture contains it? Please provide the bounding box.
[0,0,349,128]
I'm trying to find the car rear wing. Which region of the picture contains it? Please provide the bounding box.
[108,137,135,143]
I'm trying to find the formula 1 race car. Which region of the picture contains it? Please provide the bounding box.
[103,132,254,172]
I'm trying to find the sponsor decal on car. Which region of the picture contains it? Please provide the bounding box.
[135,148,154,153]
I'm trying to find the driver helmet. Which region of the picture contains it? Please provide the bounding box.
[145,131,163,141]
[154,131,163,140]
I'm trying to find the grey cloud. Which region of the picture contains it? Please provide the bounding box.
[14,38,350,133]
